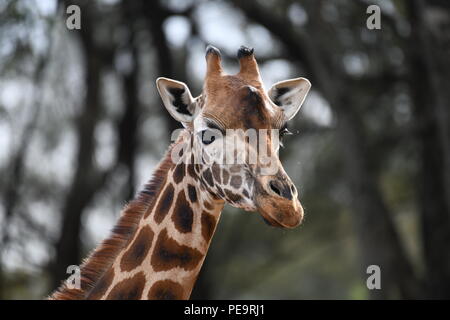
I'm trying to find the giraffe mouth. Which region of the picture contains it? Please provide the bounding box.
[253,178,303,229]
[256,200,303,229]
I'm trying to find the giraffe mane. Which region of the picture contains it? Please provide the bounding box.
[49,144,176,300]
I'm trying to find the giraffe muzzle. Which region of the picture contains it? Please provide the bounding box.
[254,175,304,229]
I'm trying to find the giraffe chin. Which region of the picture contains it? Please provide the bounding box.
[236,203,258,212]
[255,196,304,229]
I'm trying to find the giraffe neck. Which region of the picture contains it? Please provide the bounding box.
[50,132,225,300]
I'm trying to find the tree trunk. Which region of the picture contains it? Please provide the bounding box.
[141,0,180,134]
[337,99,419,299]
[407,0,450,299]
[51,0,104,290]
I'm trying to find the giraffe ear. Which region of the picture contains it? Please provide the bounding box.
[156,77,201,124]
[268,77,311,121]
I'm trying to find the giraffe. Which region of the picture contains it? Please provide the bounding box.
[50,45,311,300]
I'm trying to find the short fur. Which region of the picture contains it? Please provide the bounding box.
[49,145,175,300]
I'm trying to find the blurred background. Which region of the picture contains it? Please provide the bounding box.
[0,0,449,300]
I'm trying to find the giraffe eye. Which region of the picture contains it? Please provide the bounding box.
[201,130,216,145]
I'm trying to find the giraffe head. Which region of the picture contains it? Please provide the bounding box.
[156,45,310,229]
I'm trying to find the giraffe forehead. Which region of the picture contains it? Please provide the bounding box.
[201,75,283,130]
[205,74,262,93]
[200,99,283,131]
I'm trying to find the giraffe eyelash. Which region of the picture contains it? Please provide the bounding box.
[278,124,292,148]
[205,120,225,135]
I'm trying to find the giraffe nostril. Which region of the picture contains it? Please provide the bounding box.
[268,180,294,200]
[269,181,282,197]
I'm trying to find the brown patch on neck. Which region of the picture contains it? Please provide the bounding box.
[147,279,186,300]
[120,225,154,272]
[201,211,217,243]
[153,183,175,223]
[172,190,194,233]
[151,228,203,272]
[202,168,214,187]
[106,272,146,300]
[187,162,198,180]
[211,163,221,183]
[222,169,230,185]
[230,175,242,189]
[187,184,198,203]
[172,162,186,184]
